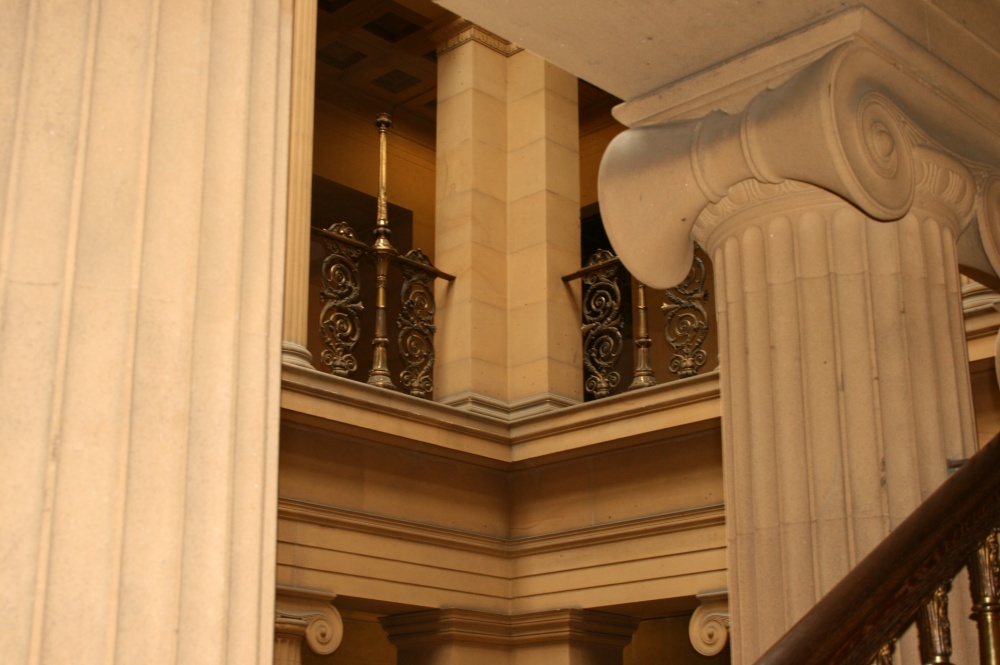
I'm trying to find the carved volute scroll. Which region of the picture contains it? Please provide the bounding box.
[689,590,730,656]
[598,40,1000,291]
[274,585,343,665]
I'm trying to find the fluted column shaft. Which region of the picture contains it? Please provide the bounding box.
[696,170,977,662]
[282,0,317,367]
[0,1,288,662]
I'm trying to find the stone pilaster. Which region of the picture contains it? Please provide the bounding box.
[381,608,639,665]
[282,0,318,368]
[0,1,287,662]
[599,40,1000,663]
[433,22,582,418]
[274,586,343,665]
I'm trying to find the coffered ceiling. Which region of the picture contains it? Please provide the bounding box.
[314,0,621,146]
[315,0,456,142]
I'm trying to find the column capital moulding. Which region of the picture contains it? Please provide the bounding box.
[274,585,343,657]
[598,40,1000,291]
[689,590,731,657]
[431,18,524,57]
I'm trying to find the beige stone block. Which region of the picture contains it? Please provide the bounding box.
[437,140,507,202]
[437,39,508,103]
[468,243,508,310]
[508,190,581,253]
[509,300,553,366]
[508,88,581,154]
[508,51,578,103]
[470,357,509,401]
[437,88,507,151]
[470,300,509,365]
[509,139,580,202]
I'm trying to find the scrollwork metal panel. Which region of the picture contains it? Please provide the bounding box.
[662,251,709,378]
[397,249,437,399]
[318,222,364,377]
[581,249,624,399]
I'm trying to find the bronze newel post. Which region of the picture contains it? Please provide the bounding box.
[970,531,1000,665]
[368,112,397,390]
[627,283,656,390]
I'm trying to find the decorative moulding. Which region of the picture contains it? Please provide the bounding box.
[437,390,579,422]
[613,7,1000,128]
[380,608,639,648]
[432,18,523,57]
[599,41,1000,290]
[278,497,724,558]
[689,589,730,656]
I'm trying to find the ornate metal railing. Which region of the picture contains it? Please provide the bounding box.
[312,223,453,399]
[755,432,1000,665]
[311,113,454,399]
[562,247,714,400]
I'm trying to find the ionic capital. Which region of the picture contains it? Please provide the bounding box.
[599,41,1000,289]
[274,585,343,656]
[689,590,730,657]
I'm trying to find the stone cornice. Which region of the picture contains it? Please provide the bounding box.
[281,362,721,467]
[380,608,639,648]
[278,497,725,557]
[598,41,1000,290]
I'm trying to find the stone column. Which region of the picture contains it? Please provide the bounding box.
[0,1,288,662]
[282,0,318,368]
[274,586,343,665]
[700,168,975,662]
[599,42,1000,663]
[433,21,582,419]
[381,608,639,665]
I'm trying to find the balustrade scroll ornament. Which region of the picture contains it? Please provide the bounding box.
[970,529,1000,665]
[689,590,730,656]
[397,249,437,398]
[916,582,954,664]
[581,249,624,399]
[872,642,895,665]
[318,222,364,377]
[274,585,343,665]
[661,250,709,378]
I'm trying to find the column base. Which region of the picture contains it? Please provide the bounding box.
[282,341,315,369]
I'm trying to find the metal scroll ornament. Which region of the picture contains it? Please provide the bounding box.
[318,222,364,377]
[581,249,624,399]
[397,249,437,399]
[872,642,895,665]
[661,251,709,378]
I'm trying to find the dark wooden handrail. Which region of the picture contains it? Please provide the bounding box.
[756,432,1000,665]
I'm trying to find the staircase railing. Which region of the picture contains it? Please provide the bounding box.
[755,432,1000,665]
